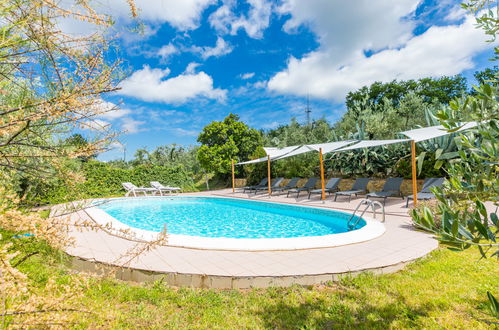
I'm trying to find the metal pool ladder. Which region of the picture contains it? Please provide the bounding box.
[347,199,385,230]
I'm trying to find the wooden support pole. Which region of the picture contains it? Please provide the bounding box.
[411,140,418,207]
[231,159,235,193]
[319,148,325,201]
[267,155,271,195]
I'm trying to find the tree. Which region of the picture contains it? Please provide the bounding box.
[345,76,467,109]
[0,0,140,327]
[473,65,498,88]
[335,92,441,139]
[197,114,263,176]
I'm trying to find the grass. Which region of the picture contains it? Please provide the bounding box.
[2,227,498,329]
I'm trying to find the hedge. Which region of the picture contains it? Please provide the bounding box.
[28,161,196,205]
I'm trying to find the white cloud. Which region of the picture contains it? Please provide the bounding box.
[57,0,215,37]
[253,81,267,89]
[118,65,227,104]
[261,121,279,129]
[121,118,145,134]
[173,128,199,136]
[113,0,216,30]
[96,101,133,120]
[209,0,272,39]
[185,62,201,74]
[279,0,417,63]
[157,43,179,61]
[240,72,255,79]
[268,1,493,101]
[109,141,125,150]
[191,37,233,59]
[444,5,467,22]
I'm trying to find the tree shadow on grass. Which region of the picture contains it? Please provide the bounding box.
[256,288,434,329]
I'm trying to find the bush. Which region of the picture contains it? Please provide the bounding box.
[26,160,196,205]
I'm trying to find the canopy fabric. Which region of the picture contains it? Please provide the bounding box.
[271,145,311,159]
[263,145,301,158]
[236,156,269,165]
[306,140,357,154]
[236,141,356,164]
[236,145,302,165]
[400,122,478,142]
[236,122,479,165]
[334,139,410,152]
[271,140,357,161]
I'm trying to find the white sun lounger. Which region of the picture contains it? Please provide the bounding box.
[150,181,181,195]
[122,182,157,197]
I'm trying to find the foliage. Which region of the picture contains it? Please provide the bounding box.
[0,0,128,177]
[0,0,138,326]
[26,160,196,205]
[412,0,499,257]
[260,118,337,180]
[128,144,202,173]
[474,65,498,87]
[197,113,263,177]
[412,0,499,317]
[338,92,443,139]
[259,114,449,179]
[345,75,467,110]
[2,228,498,327]
[411,86,499,256]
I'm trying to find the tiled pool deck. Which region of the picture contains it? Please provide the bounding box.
[62,189,438,289]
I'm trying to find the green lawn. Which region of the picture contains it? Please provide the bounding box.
[2,228,498,329]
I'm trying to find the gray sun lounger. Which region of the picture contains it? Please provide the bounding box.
[254,177,284,194]
[405,177,445,207]
[243,178,268,193]
[308,178,341,199]
[287,178,319,198]
[334,178,371,202]
[272,177,300,194]
[366,177,404,205]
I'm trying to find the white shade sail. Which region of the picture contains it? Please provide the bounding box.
[306,140,358,154]
[236,122,480,165]
[400,122,478,142]
[334,139,410,152]
[271,140,357,161]
[236,141,356,165]
[236,156,268,165]
[271,145,311,159]
[263,145,301,158]
[236,145,301,165]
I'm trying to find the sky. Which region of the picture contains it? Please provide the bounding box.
[67,0,497,161]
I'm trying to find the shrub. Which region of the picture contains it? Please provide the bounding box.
[26,160,196,205]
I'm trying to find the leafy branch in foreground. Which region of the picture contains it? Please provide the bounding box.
[0,0,141,327]
[412,0,498,319]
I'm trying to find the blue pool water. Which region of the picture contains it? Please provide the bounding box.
[96,197,365,239]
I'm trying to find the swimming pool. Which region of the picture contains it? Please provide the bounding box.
[86,197,385,250]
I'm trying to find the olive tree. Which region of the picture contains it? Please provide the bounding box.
[411,0,499,318]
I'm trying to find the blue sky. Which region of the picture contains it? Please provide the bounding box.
[71,0,496,161]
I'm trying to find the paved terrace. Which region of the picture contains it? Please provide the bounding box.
[64,189,438,289]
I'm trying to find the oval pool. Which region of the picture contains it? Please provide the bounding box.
[86,197,385,250]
